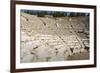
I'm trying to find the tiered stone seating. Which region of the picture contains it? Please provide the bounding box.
[20,12,89,63]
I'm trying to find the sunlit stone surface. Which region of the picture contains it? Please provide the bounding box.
[20,12,89,63]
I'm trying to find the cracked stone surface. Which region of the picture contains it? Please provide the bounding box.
[20,12,89,63]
